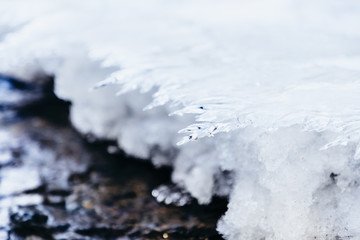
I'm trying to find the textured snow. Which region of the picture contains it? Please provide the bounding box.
[1,0,360,239]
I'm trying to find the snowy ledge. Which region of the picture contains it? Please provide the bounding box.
[1,1,360,239]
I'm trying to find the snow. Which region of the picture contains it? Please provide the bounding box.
[1,0,360,239]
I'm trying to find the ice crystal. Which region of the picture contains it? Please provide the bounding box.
[1,0,360,239]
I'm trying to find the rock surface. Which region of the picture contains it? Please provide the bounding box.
[0,74,227,240]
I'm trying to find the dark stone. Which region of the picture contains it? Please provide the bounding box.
[9,207,55,239]
[75,226,132,238]
[0,75,227,240]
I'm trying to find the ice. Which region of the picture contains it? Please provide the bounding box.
[1,0,360,239]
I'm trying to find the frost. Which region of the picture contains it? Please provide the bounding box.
[1,0,360,239]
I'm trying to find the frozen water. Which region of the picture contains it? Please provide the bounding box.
[1,0,360,239]
[152,184,192,207]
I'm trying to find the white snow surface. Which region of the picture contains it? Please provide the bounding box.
[1,0,360,239]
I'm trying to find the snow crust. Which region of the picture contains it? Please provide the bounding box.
[1,0,360,239]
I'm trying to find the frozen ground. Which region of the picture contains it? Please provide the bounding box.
[1,1,360,239]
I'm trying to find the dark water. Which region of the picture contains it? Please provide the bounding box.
[0,75,227,240]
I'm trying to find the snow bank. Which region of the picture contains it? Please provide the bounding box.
[1,0,360,239]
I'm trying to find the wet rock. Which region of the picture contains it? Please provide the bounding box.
[0,75,227,239]
[10,207,48,226]
[75,226,132,238]
[9,207,53,239]
[0,74,71,125]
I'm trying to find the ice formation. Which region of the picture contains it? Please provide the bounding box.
[1,0,360,239]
